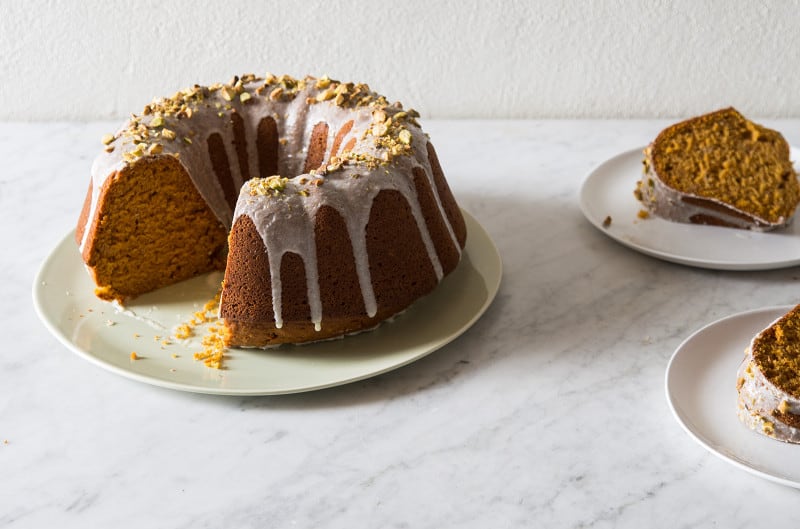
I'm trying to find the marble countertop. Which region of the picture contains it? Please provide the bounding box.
[4,119,800,527]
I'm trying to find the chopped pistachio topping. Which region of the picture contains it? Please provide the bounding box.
[220,86,235,101]
[248,176,290,196]
[269,87,283,101]
[372,123,389,137]
[105,73,420,172]
[398,129,412,145]
[316,89,335,102]
[326,156,344,173]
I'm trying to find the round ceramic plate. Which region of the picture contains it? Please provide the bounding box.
[579,147,800,270]
[33,211,502,395]
[665,305,800,488]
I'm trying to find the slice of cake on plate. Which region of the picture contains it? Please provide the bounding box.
[737,304,800,443]
[635,108,800,231]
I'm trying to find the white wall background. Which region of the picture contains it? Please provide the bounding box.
[2,0,800,120]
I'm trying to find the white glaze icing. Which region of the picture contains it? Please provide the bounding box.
[80,75,463,332]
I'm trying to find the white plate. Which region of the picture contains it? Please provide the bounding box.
[579,147,800,270]
[33,211,502,396]
[665,305,800,488]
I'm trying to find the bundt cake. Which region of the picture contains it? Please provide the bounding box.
[77,73,467,347]
[737,304,800,443]
[634,108,800,230]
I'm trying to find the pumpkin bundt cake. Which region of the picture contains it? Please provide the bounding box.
[634,108,800,230]
[77,74,467,347]
[737,304,800,443]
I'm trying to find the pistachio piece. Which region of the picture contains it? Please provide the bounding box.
[269,87,283,101]
[372,123,389,137]
[398,129,412,145]
[101,133,115,145]
[130,143,146,157]
[267,175,288,191]
[316,88,335,102]
[220,86,234,101]
[326,156,343,172]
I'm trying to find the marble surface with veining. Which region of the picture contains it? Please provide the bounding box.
[4,119,800,527]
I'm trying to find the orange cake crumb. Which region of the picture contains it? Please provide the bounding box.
[172,289,229,369]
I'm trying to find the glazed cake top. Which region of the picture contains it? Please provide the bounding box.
[89,73,426,230]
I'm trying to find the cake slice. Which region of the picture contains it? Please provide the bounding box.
[737,304,800,443]
[635,108,800,230]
